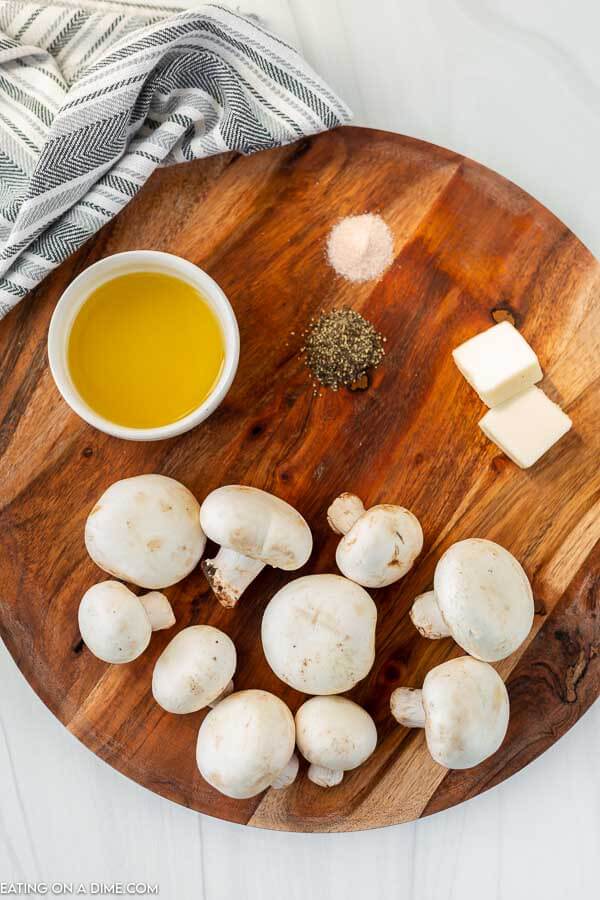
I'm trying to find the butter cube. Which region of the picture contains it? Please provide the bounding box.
[479,387,572,468]
[453,321,542,407]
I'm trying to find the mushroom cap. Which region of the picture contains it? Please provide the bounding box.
[434,538,534,661]
[196,690,295,799]
[336,505,423,588]
[85,474,206,590]
[422,656,509,768]
[152,625,236,714]
[295,696,377,771]
[78,581,151,664]
[261,574,377,695]
[199,485,312,570]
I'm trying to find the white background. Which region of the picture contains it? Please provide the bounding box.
[1,2,599,898]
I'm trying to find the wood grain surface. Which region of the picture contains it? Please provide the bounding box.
[0,127,598,832]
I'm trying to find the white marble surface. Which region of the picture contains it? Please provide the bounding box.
[1,1,599,898]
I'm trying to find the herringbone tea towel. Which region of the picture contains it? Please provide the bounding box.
[0,2,351,316]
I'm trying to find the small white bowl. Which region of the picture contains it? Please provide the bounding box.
[48,251,239,441]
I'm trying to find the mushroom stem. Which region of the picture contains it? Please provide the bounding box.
[208,679,234,708]
[202,547,266,608]
[409,590,452,640]
[139,591,176,631]
[390,688,426,728]
[271,753,299,789]
[308,764,344,787]
[327,493,366,535]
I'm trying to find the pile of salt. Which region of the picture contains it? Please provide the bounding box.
[326,214,393,283]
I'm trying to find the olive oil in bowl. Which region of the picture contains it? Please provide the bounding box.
[68,271,225,430]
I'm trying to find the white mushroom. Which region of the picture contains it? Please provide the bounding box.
[295,696,377,787]
[327,493,423,588]
[152,625,236,714]
[78,580,175,664]
[196,690,298,799]
[85,474,206,589]
[200,485,313,607]
[261,574,377,695]
[390,656,510,768]
[410,538,534,661]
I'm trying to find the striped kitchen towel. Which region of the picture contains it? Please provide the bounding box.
[0,2,351,316]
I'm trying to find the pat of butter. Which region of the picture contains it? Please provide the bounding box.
[453,321,542,407]
[479,386,572,468]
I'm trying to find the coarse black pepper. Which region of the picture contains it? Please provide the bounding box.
[302,308,385,391]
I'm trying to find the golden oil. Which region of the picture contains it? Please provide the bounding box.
[68,271,224,429]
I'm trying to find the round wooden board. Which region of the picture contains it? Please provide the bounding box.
[0,127,598,832]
